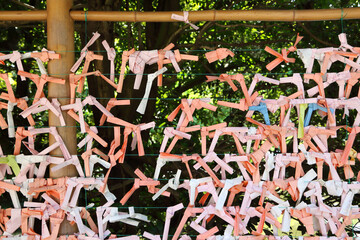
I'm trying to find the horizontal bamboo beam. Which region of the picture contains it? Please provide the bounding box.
[0,10,46,21]
[70,8,360,22]
[0,7,359,22]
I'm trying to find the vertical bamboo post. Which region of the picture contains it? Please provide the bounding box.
[47,0,77,235]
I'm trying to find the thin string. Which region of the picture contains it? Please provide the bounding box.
[109,234,328,238]
[109,234,360,238]
[0,153,333,157]
[2,123,330,129]
[0,48,266,53]
[0,96,259,100]
[6,72,294,76]
[23,88,355,101]
[0,124,181,129]
[83,205,353,210]
[105,177,346,183]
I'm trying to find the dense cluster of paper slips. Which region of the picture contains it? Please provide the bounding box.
[0,31,360,239]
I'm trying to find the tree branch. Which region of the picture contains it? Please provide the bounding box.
[194,21,215,49]
[71,3,88,10]
[10,0,37,10]
[165,24,190,46]
[0,21,43,28]
[200,61,215,74]
[298,22,337,47]
[215,22,268,29]
[177,75,206,93]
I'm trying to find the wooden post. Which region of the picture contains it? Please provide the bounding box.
[47,0,77,235]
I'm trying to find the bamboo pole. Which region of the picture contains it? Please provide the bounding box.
[47,0,77,234]
[70,8,360,22]
[0,10,46,21]
[0,8,360,22]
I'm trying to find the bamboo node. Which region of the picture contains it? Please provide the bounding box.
[293,9,295,22]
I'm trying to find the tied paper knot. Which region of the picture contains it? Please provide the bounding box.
[215,177,243,211]
[157,43,175,86]
[62,95,112,135]
[171,11,199,30]
[206,74,238,92]
[298,144,316,165]
[21,97,64,126]
[71,31,101,73]
[14,127,30,155]
[200,122,227,156]
[9,51,25,81]
[102,40,116,82]
[83,51,103,73]
[33,127,71,159]
[130,122,156,156]
[164,51,181,72]
[107,116,155,157]
[129,50,158,90]
[78,70,118,96]
[137,67,168,115]
[338,33,358,53]
[0,101,8,130]
[208,74,253,108]
[99,98,130,126]
[17,70,65,104]
[152,169,181,201]
[248,102,271,125]
[30,48,60,62]
[120,169,170,205]
[143,232,161,240]
[341,98,360,127]
[167,98,216,131]
[51,156,85,178]
[206,73,251,102]
[7,101,17,138]
[14,155,47,183]
[265,33,303,71]
[205,48,235,63]
[0,51,25,81]
[279,73,305,99]
[118,48,136,93]
[159,126,191,154]
[153,153,183,180]
[249,74,280,96]
[20,48,60,75]
[327,71,351,98]
[162,203,184,240]
[0,155,20,177]
[81,148,109,177]
[262,152,275,181]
